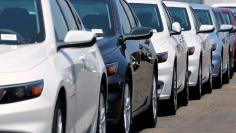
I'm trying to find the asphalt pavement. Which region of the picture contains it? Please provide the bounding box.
[133,75,236,133]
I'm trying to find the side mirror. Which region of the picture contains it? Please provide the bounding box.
[91,29,104,37]
[230,26,236,33]
[198,25,214,33]
[220,24,233,32]
[123,27,153,41]
[171,22,182,35]
[58,30,96,50]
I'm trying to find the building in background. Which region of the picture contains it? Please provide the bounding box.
[165,0,235,5]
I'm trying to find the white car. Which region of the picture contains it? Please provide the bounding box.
[165,1,214,99]
[0,0,107,133]
[192,4,233,89]
[127,0,189,114]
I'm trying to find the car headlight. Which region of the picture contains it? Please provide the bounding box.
[0,80,44,104]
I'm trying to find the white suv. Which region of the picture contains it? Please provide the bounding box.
[165,1,214,99]
[0,0,107,133]
[128,0,189,114]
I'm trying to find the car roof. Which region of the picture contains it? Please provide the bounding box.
[164,1,189,8]
[126,0,160,5]
[212,3,236,8]
[191,4,211,10]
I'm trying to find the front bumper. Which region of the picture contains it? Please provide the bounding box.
[0,96,53,133]
[188,54,200,87]
[158,61,174,100]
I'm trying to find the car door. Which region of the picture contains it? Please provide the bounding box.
[55,0,101,132]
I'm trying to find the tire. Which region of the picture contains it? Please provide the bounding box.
[52,98,65,133]
[143,69,158,127]
[204,64,213,94]
[193,60,202,100]
[165,64,178,115]
[119,79,132,133]
[179,60,189,106]
[214,57,223,88]
[223,56,230,84]
[229,51,234,79]
[97,87,106,133]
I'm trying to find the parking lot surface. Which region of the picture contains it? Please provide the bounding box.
[135,75,236,133]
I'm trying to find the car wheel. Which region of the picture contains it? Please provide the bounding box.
[214,57,223,88]
[179,61,189,106]
[166,64,177,115]
[97,87,106,133]
[52,98,65,133]
[119,79,132,133]
[204,65,213,94]
[143,69,158,127]
[230,51,234,79]
[193,60,202,100]
[223,56,230,84]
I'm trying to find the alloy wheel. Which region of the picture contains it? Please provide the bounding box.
[173,68,178,110]
[152,75,158,120]
[123,83,131,133]
[57,108,63,133]
[98,93,106,133]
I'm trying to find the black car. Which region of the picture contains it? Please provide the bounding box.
[70,0,158,132]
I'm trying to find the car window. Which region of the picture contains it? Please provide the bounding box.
[0,0,45,45]
[50,0,68,42]
[194,9,213,25]
[223,7,236,21]
[163,3,175,31]
[213,9,225,25]
[70,0,115,37]
[222,12,231,24]
[130,3,163,32]
[56,0,80,30]
[168,7,191,31]
[117,0,132,34]
[190,7,201,31]
[121,0,137,28]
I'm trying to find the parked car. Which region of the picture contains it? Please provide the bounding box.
[192,5,233,88]
[165,1,214,99]
[218,8,236,76]
[212,7,233,85]
[70,0,158,132]
[212,3,236,19]
[127,0,189,115]
[0,0,108,133]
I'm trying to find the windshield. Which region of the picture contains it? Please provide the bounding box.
[130,3,163,32]
[0,0,45,45]
[70,0,115,37]
[223,7,236,20]
[194,9,213,25]
[168,7,191,31]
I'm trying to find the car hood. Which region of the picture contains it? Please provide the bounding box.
[0,44,47,73]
